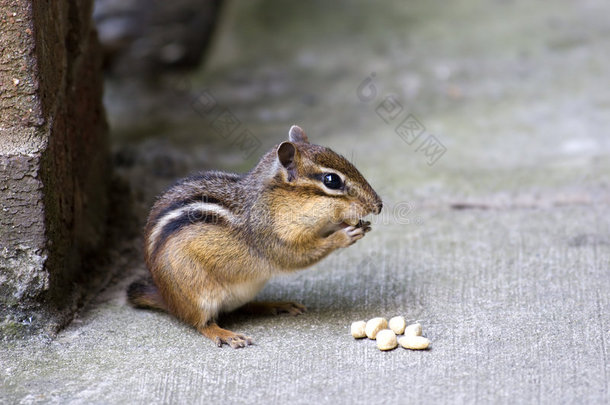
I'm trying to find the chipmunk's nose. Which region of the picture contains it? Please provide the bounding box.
[376,201,383,214]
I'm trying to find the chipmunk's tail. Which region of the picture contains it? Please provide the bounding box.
[127,281,167,312]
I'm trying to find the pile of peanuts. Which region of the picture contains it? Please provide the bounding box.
[350,316,430,351]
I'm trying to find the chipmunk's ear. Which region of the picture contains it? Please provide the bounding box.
[288,125,309,144]
[277,141,299,180]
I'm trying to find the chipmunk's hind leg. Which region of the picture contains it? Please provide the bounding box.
[127,281,167,311]
[197,322,254,348]
[239,301,307,316]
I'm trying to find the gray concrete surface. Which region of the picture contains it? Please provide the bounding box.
[2,0,609,403]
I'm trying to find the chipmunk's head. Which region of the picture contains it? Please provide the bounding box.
[268,125,382,232]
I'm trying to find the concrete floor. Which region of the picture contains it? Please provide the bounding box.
[2,0,609,403]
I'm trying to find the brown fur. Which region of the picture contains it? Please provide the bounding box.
[127,281,166,311]
[128,126,382,348]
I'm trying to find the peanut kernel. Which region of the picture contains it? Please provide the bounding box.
[351,321,367,338]
[404,323,422,337]
[399,335,430,350]
[376,329,398,351]
[365,317,388,339]
[388,316,406,334]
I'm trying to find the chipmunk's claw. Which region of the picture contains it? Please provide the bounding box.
[357,220,372,233]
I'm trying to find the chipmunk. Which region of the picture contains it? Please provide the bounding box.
[127,125,382,348]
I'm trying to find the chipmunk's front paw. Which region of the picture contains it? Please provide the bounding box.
[357,220,372,233]
[339,225,365,247]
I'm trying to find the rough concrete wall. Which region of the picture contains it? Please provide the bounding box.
[0,0,108,337]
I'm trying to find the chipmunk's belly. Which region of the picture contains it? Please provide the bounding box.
[220,277,269,313]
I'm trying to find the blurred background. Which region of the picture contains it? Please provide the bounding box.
[96,0,608,225]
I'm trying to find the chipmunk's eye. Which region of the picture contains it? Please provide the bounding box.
[323,173,342,190]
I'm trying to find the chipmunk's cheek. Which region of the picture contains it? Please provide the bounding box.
[351,202,372,220]
[343,217,360,226]
[331,202,363,227]
[337,221,351,230]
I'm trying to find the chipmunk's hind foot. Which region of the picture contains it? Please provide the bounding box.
[239,301,307,316]
[198,322,254,348]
